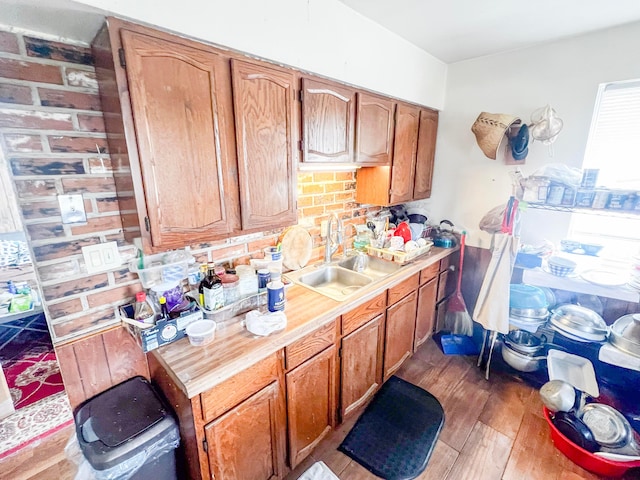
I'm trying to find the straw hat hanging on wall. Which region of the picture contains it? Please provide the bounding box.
[471,112,522,160]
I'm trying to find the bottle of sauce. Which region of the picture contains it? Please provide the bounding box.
[133,291,155,324]
[200,265,224,311]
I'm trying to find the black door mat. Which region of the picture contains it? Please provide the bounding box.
[338,376,444,480]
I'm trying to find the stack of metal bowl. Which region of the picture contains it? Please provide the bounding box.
[549,304,608,342]
[509,284,550,331]
[608,313,640,356]
[501,329,547,372]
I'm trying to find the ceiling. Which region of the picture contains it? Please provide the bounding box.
[2,0,640,63]
[339,0,640,63]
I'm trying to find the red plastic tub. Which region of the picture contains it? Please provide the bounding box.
[543,407,640,477]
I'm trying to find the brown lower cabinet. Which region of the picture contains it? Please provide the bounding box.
[340,313,385,419]
[149,254,455,479]
[286,345,337,468]
[384,291,418,380]
[205,381,286,480]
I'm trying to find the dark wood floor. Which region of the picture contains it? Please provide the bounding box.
[286,338,639,480]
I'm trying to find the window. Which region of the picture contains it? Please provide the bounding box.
[569,79,640,260]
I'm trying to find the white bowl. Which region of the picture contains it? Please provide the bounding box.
[186,319,216,346]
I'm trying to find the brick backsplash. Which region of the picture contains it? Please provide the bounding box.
[0,29,380,344]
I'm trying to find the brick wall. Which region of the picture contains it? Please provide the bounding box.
[0,29,379,345]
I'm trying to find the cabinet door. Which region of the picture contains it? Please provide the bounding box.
[121,29,240,249]
[389,103,419,205]
[205,381,286,480]
[413,109,439,200]
[340,314,385,419]
[384,291,417,380]
[301,77,355,163]
[232,59,297,231]
[414,277,438,350]
[286,345,337,468]
[355,92,395,165]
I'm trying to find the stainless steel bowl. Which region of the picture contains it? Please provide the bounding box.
[510,306,549,319]
[505,330,546,355]
[580,403,632,449]
[609,314,640,357]
[550,304,608,336]
[501,342,546,372]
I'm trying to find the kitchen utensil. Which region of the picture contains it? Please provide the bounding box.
[540,380,576,413]
[501,342,546,372]
[407,213,427,224]
[544,407,640,477]
[580,403,633,449]
[408,223,425,241]
[552,411,600,453]
[594,452,640,462]
[432,220,457,248]
[280,226,313,270]
[547,350,599,398]
[550,304,608,336]
[505,329,546,355]
[509,283,548,310]
[550,322,604,343]
[546,256,577,277]
[509,307,548,319]
[609,313,640,357]
[580,269,626,287]
[394,222,412,243]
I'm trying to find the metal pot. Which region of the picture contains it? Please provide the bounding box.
[505,330,546,355]
[501,342,546,372]
[432,220,457,248]
[550,304,608,341]
[609,313,640,357]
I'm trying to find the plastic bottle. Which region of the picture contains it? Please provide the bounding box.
[133,291,155,324]
[200,265,224,311]
[158,296,170,321]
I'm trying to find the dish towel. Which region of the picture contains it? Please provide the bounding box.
[298,461,340,480]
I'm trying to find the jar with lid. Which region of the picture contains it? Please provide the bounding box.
[236,265,258,297]
[216,266,240,305]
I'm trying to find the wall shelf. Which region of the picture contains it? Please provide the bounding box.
[524,202,640,219]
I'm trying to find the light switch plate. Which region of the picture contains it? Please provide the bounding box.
[82,242,122,274]
[58,194,87,224]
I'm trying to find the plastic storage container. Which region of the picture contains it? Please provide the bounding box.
[129,250,194,289]
[74,376,180,480]
[185,319,216,346]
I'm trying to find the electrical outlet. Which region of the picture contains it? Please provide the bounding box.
[321,220,328,238]
[82,242,122,273]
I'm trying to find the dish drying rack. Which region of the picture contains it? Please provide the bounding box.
[366,241,433,265]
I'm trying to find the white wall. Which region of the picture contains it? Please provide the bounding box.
[72,0,447,110]
[410,21,640,248]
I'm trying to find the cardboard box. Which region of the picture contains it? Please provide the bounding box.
[120,304,202,352]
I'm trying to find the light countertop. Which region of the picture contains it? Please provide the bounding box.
[150,247,456,399]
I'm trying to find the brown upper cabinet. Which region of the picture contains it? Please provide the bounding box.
[300,77,356,163]
[413,109,439,200]
[231,59,297,231]
[356,104,439,206]
[355,92,396,165]
[92,19,296,253]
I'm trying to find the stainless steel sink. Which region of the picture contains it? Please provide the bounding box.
[338,254,403,278]
[285,265,373,302]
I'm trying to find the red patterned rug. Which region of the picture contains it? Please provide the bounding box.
[4,349,65,410]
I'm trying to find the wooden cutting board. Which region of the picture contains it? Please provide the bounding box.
[281,226,313,270]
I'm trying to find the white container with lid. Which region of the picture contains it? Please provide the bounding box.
[185,319,216,346]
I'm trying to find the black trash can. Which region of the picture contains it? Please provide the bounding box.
[74,376,179,480]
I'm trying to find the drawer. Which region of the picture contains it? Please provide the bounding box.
[439,254,452,272]
[420,262,440,285]
[387,273,419,306]
[200,351,281,423]
[341,292,387,336]
[285,320,337,370]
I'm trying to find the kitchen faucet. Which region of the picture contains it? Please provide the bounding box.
[324,213,343,264]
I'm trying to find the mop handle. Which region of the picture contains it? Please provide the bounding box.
[456,231,466,292]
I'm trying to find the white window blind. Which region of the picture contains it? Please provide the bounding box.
[570,79,640,260]
[582,79,640,189]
